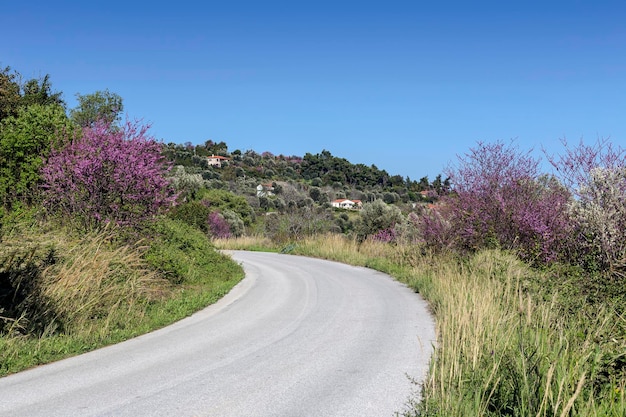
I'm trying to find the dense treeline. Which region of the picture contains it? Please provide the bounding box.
[162,140,451,203]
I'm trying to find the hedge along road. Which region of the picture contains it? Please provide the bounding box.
[0,251,436,417]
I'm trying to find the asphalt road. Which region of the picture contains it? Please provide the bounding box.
[0,251,435,417]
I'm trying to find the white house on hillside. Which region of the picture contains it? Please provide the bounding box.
[331,199,362,210]
[256,183,275,197]
[207,154,229,168]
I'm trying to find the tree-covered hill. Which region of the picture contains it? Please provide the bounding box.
[162,140,450,206]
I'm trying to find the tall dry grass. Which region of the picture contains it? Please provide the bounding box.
[41,229,170,336]
[214,235,275,252]
[1,221,172,375]
[1,217,244,376]
[413,250,623,416]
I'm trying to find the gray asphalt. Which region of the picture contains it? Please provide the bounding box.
[0,251,435,417]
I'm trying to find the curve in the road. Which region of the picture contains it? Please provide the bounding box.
[0,251,435,417]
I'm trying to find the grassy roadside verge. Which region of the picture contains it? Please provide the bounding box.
[216,234,626,416]
[0,218,243,377]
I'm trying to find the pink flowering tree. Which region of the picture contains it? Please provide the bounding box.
[207,211,232,239]
[41,119,177,230]
[421,140,573,264]
[546,137,626,273]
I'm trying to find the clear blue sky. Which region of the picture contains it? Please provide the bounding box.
[3,1,625,180]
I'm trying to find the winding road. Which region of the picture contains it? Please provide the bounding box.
[0,251,435,417]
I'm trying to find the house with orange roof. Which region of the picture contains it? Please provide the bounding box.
[331,199,363,210]
[207,154,229,168]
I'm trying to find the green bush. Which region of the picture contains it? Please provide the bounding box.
[197,188,255,225]
[167,201,212,234]
[144,218,242,285]
[355,199,403,242]
[0,104,74,209]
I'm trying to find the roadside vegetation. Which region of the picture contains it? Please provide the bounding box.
[217,139,626,415]
[0,67,243,376]
[2,64,624,415]
[0,214,242,377]
[217,234,625,416]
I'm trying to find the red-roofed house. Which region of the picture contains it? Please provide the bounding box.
[207,154,229,168]
[331,199,363,210]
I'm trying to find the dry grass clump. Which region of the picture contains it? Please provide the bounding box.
[1,222,171,337]
[41,229,171,335]
[1,217,243,376]
[214,234,275,251]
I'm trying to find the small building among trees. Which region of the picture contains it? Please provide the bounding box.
[256,183,275,197]
[207,154,229,168]
[331,199,362,210]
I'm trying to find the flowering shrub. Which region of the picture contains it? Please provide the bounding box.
[547,138,626,274]
[546,137,624,197]
[207,211,231,239]
[370,227,397,243]
[505,176,573,263]
[417,203,456,250]
[568,166,626,273]
[421,141,573,264]
[42,120,176,230]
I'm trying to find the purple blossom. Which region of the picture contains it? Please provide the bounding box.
[207,211,231,239]
[41,119,177,229]
[370,228,397,244]
[418,141,574,264]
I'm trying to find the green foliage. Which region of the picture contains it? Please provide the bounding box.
[70,89,123,128]
[168,199,245,239]
[0,67,21,122]
[264,206,336,243]
[258,195,270,211]
[160,143,442,206]
[355,199,403,242]
[335,212,354,234]
[0,68,64,123]
[309,186,328,203]
[0,104,74,209]
[222,209,245,237]
[197,188,255,225]
[167,200,212,234]
[169,165,206,200]
[20,74,65,109]
[143,218,243,285]
[0,204,38,240]
[202,139,228,156]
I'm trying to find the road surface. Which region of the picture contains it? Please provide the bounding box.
[0,251,435,417]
